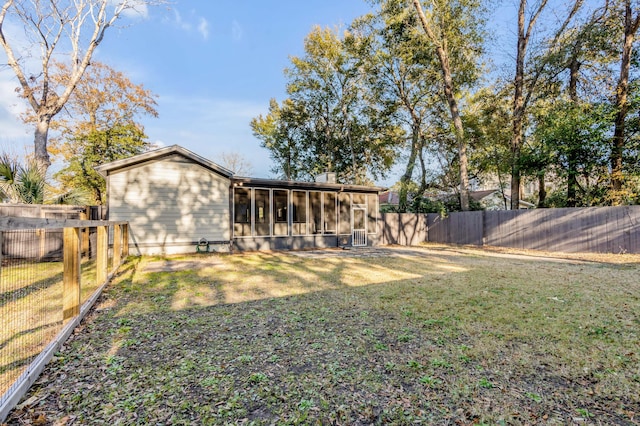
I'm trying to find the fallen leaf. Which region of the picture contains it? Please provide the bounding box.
[33,414,47,425]
[15,395,40,411]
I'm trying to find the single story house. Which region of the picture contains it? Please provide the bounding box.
[96,145,383,255]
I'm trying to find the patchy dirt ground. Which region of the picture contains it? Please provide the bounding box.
[4,244,640,425]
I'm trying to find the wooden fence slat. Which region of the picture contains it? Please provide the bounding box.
[62,228,81,321]
[122,224,129,257]
[380,206,640,254]
[113,224,121,270]
[80,208,90,257]
[97,226,108,285]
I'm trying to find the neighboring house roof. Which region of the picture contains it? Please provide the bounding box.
[469,189,500,201]
[473,189,536,209]
[504,195,536,208]
[95,145,234,178]
[379,190,400,205]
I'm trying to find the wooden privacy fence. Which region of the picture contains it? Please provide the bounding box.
[0,204,107,261]
[381,206,640,254]
[0,217,128,423]
[0,204,106,220]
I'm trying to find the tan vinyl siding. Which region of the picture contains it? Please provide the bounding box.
[108,155,230,250]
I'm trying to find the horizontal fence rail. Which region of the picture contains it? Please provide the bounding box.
[0,204,106,221]
[381,206,640,254]
[0,217,128,422]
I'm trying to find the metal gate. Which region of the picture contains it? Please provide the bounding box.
[352,208,367,247]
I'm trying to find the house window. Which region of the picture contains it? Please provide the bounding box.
[292,190,307,235]
[273,190,288,236]
[367,193,378,234]
[310,192,322,234]
[323,192,336,234]
[255,189,270,236]
[234,188,251,237]
[338,193,351,234]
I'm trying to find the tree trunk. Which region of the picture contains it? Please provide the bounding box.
[445,74,471,212]
[34,115,52,169]
[418,143,428,194]
[567,55,580,207]
[511,1,527,211]
[611,0,640,203]
[510,0,553,210]
[410,0,469,210]
[510,138,522,210]
[399,126,420,212]
[538,172,546,208]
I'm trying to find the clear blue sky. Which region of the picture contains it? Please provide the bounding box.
[102,2,377,178]
[0,0,566,186]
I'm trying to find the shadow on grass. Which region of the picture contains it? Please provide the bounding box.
[0,270,63,309]
[5,248,640,425]
[0,321,63,353]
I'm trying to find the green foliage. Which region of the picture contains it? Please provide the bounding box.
[250,99,307,181]
[0,153,90,204]
[54,123,152,204]
[408,193,483,214]
[530,100,612,206]
[409,195,446,214]
[252,26,402,184]
[50,62,157,204]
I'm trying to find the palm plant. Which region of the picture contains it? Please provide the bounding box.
[0,153,90,205]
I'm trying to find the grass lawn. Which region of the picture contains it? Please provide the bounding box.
[5,245,640,425]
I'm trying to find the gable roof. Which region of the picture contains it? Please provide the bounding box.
[469,189,500,201]
[97,144,385,193]
[95,145,234,178]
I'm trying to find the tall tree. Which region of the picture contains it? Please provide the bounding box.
[409,0,486,211]
[353,5,441,211]
[465,87,513,207]
[56,124,149,204]
[536,3,618,206]
[509,0,583,209]
[532,100,610,207]
[0,0,161,171]
[611,0,640,203]
[50,61,158,136]
[251,98,307,180]
[51,61,158,204]
[252,26,400,184]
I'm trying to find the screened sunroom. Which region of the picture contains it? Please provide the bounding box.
[231,177,382,251]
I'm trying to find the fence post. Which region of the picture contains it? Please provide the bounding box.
[122,224,129,257]
[97,226,108,284]
[63,227,81,321]
[80,207,90,257]
[113,223,121,270]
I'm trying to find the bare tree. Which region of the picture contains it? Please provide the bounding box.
[0,0,161,171]
[219,151,254,176]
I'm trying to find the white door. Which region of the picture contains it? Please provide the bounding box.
[352,208,367,247]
